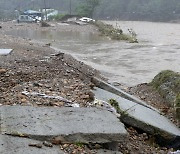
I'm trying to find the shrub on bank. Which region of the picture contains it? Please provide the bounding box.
[94,21,138,43]
[48,14,67,21]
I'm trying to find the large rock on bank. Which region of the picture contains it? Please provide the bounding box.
[93,87,180,148]
[150,70,180,119]
[0,106,127,146]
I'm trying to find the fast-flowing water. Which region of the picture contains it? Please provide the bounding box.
[6,21,180,86]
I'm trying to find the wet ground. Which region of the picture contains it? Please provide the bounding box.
[5,21,180,86]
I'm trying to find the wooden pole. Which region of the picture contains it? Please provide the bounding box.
[43,0,47,20]
[69,0,72,15]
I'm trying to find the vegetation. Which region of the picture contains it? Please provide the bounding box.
[48,14,66,21]
[176,94,180,119]
[95,0,180,22]
[74,142,85,147]
[0,0,180,22]
[75,0,100,17]
[94,21,138,43]
[108,99,121,114]
[150,70,180,120]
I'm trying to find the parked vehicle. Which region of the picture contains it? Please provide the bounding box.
[79,17,95,23]
[17,15,35,23]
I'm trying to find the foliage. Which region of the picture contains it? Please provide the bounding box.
[0,0,180,21]
[75,0,100,17]
[48,14,66,21]
[108,99,122,114]
[94,0,180,21]
[94,21,138,42]
[75,4,92,17]
[74,142,85,147]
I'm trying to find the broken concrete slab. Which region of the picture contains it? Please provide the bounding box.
[0,134,63,154]
[0,49,13,56]
[93,87,180,147]
[92,77,159,113]
[0,106,127,145]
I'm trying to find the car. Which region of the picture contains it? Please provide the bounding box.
[17,15,36,23]
[79,17,95,23]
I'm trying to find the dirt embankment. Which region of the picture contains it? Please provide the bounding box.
[0,21,179,153]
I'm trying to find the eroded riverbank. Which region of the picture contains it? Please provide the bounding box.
[0,21,179,153]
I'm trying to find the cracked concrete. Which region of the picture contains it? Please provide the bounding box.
[0,134,63,154]
[93,87,180,146]
[0,105,127,150]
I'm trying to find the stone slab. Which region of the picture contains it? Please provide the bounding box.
[93,87,180,146]
[0,135,63,154]
[92,77,159,113]
[0,49,13,56]
[0,106,127,144]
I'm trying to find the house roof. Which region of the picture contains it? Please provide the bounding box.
[24,10,41,14]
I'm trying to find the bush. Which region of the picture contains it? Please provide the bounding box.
[94,21,138,43]
[48,14,66,21]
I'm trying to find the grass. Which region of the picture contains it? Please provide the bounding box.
[108,99,121,114]
[94,21,138,43]
[74,142,85,147]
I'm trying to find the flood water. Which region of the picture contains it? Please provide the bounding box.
[6,21,180,86]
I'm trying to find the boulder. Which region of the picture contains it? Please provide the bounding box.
[150,70,180,119]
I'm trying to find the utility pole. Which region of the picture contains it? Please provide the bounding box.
[43,0,47,20]
[69,0,72,15]
[31,0,34,10]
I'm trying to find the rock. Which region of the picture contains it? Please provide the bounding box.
[93,87,180,148]
[0,135,63,154]
[0,49,13,55]
[43,141,53,147]
[0,106,127,147]
[0,68,6,74]
[150,70,180,119]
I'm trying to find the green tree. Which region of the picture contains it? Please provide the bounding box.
[76,0,100,17]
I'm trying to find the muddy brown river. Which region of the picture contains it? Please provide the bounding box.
[7,21,180,86]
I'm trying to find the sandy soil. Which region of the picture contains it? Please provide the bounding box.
[0,21,179,153]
